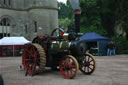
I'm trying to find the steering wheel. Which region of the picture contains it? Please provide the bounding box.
[51,28,64,37]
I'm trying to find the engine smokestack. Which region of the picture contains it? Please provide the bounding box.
[74,9,81,33]
[69,0,81,33]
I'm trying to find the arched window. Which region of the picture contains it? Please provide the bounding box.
[0,18,11,38]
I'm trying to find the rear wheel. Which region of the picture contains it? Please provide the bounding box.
[22,44,46,76]
[80,53,96,74]
[59,55,79,79]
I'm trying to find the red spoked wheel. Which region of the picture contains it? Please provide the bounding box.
[59,55,79,79]
[22,44,46,76]
[80,53,96,74]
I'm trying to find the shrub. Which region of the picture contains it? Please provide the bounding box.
[112,35,128,54]
[59,18,73,28]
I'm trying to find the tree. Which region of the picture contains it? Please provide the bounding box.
[58,1,73,28]
[58,2,68,19]
[58,1,73,19]
[79,0,128,36]
[80,0,107,35]
[114,0,128,39]
[58,0,128,39]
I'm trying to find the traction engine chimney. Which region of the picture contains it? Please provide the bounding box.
[74,9,81,33]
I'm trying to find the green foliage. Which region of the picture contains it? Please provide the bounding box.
[80,26,107,36]
[58,1,73,28]
[112,35,128,54]
[80,0,116,36]
[58,0,128,40]
[58,2,68,18]
[80,0,97,7]
[58,2,73,19]
[57,0,128,54]
[80,0,128,54]
[59,18,73,28]
[115,0,128,39]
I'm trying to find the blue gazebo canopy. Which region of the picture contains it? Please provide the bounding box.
[80,32,110,56]
[80,32,110,42]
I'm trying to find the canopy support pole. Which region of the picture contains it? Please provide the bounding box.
[13,45,14,56]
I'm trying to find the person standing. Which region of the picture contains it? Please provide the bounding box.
[107,41,116,56]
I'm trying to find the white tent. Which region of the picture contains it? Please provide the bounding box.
[0,37,30,56]
[0,37,30,45]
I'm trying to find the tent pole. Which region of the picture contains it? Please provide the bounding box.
[97,41,99,56]
[13,45,14,56]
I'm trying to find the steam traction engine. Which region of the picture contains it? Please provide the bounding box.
[22,9,96,79]
[22,28,96,79]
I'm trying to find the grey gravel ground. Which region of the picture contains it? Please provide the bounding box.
[0,55,128,85]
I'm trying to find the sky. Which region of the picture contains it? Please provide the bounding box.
[57,0,67,4]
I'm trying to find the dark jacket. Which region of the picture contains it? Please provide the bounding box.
[107,42,115,49]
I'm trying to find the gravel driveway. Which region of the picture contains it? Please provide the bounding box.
[0,55,128,85]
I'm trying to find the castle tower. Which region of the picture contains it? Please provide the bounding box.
[0,0,58,40]
[27,0,58,40]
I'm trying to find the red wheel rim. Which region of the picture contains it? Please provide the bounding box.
[22,44,40,75]
[59,55,79,79]
[80,54,95,74]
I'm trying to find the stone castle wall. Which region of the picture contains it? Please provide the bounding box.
[0,0,58,40]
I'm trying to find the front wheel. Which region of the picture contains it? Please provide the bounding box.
[80,53,96,74]
[59,55,79,79]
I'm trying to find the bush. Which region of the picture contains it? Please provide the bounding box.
[59,18,73,28]
[112,35,128,54]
